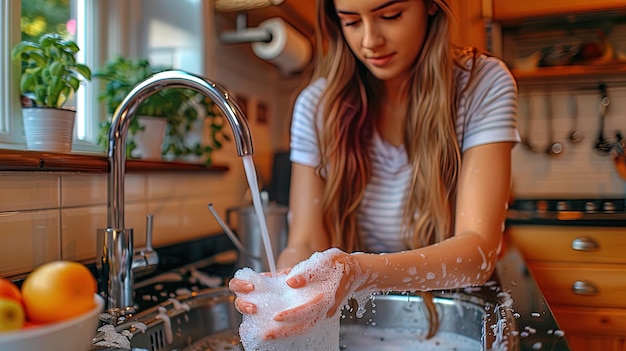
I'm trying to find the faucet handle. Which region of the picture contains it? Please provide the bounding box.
[131,214,159,277]
[146,213,154,251]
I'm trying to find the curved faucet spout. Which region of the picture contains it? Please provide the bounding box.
[107,70,254,230]
[101,70,254,315]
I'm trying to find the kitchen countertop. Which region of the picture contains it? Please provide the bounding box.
[507,198,626,227]
[507,209,626,227]
[495,235,571,350]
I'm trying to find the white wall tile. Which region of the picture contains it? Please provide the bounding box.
[60,205,105,262]
[61,202,148,262]
[179,193,243,241]
[61,174,107,207]
[61,173,146,208]
[0,210,60,277]
[0,174,60,212]
[147,197,182,247]
[513,88,626,198]
[146,167,248,200]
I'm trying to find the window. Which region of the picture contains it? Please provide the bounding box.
[1,0,100,151]
[1,0,209,153]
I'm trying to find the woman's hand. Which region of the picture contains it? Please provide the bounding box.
[285,249,366,317]
[228,268,291,316]
[263,249,371,340]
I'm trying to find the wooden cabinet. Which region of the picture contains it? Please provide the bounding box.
[508,225,626,351]
[492,0,626,23]
[449,0,488,52]
[491,0,626,84]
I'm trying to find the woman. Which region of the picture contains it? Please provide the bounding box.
[231,0,519,340]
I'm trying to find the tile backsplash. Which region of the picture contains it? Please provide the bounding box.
[0,155,250,278]
[512,85,626,198]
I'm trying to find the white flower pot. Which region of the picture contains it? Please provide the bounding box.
[131,115,167,160]
[22,107,75,152]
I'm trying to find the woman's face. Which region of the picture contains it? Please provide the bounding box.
[333,0,433,84]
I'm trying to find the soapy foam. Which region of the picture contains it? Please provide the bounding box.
[339,325,481,350]
[235,248,366,351]
[181,325,482,351]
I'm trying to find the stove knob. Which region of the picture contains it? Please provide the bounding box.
[557,201,568,211]
[603,202,616,213]
[585,201,597,213]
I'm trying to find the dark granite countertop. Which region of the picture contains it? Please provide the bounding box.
[507,209,626,227]
[496,236,571,350]
[507,198,626,227]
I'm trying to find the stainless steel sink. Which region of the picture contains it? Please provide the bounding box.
[91,285,518,351]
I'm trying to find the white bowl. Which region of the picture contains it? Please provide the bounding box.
[0,294,104,351]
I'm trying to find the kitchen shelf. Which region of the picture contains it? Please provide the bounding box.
[513,61,626,84]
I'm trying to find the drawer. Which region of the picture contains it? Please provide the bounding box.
[564,334,626,351]
[551,305,626,337]
[508,226,626,264]
[528,262,626,308]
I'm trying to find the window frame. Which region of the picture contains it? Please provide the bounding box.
[1,0,106,152]
[0,0,23,148]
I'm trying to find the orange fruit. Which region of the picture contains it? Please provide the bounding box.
[0,278,22,304]
[21,261,97,324]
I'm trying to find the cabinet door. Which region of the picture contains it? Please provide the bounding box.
[493,0,626,22]
[448,0,487,52]
[551,305,626,337]
[564,334,626,351]
[508,226,626,264]
[529,262,626,308]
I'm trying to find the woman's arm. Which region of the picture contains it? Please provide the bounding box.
[277,162,330,269]
[355,142,512,288]
[287,141,514,315]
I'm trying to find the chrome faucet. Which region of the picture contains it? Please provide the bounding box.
[97,70,254,319]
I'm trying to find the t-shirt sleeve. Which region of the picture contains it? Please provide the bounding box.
[289,78,327,167]
[458,56,521,152]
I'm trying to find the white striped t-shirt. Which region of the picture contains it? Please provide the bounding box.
[290,55,520,253]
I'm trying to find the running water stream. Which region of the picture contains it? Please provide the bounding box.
[242,156,277,277]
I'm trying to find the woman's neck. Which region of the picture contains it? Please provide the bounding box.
[370,77,410,147]
[376,93,408,148]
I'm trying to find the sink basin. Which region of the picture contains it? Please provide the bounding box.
[91,285,518,351]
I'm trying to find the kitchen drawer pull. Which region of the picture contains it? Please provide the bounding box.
[571,237,600,251]
[572,281,599,296]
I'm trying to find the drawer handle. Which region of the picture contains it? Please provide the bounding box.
[571,237,600,251]
[572,281,599,296]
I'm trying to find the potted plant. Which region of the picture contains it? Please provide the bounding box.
[11,33,92,152]
[95,56,229,164]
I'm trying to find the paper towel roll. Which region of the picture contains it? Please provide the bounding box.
[251,18,312,74]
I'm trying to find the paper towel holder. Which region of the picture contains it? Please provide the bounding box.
[220,13,273,44]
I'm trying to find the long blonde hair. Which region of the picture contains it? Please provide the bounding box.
[311,0,478,339]
[313,0,472,252]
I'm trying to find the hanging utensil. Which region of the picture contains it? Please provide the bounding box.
[545,94,564,156]
[520,95,540,152]
[594,83,612,154]
[568,94,584,143]
[612,132,626,180]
